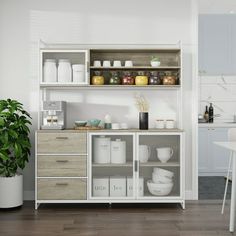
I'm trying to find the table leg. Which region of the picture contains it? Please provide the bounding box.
[230,152,236,232]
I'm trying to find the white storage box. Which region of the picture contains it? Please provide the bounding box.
[93,177,109,197]
[127,177,144,197]
[110,176,126,197]
[93,136,111,164]
[111,139,126,164]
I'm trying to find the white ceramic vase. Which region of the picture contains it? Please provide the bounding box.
[0,174,23,208]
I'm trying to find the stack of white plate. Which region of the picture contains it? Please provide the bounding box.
[147,168,174,196]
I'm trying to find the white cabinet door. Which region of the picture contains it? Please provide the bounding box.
[209,128,230,174]
[231,15,236,75]
[199,127,230,176]
[199,15,231,75]
[198,128,209,173]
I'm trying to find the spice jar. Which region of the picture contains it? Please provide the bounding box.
[109,71,121,85]
[135,71,148,86]
[162,71,177,85]
[148,71,162,85]
[91,71,105,85]
[122,71,135,85]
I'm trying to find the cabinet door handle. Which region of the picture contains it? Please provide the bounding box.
[56,137,68,140]
[56,160,69,163]
[56,183,68,186]
[135,160,138,172]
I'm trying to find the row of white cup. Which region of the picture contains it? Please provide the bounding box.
[93,176,144,197]
[93,60,133,67]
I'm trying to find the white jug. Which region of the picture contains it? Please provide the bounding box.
[156,147,174,163]
[139,145,151,163]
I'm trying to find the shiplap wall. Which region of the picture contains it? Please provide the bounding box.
[199,76,236,122]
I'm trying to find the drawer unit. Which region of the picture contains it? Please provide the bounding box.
[37,132,87,154]
[37,178,87,200]
[37,155,87,177]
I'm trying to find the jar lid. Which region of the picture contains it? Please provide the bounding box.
[72,64,85,70]
[45,59,56,63]
[58,59,70,63]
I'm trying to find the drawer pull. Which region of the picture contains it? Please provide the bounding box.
[56,183,69,186]
[56,160,69,163]
[55,137,69,140]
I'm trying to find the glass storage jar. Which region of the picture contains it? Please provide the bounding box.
[135,71,148,85]
[162,71,177,85]
[148,71,162,85]
[122,71,135,85]
[91,71,105,85]
[109,71,121,85]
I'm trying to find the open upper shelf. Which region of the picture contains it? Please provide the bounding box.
[90,66,180,70]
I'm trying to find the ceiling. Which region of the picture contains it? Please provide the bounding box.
[198,0,236,14]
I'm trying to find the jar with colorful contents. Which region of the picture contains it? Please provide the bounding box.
[122,71,135,85]
[162,71,177,85]
[91,71,105,85]
[148,71,162,85]
[109,71,121,85]
[135,71,148,86]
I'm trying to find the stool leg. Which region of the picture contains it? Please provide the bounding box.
[222,151,233,214]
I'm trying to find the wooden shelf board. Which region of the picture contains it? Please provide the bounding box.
[139,161,180,167]
[90,66,180,70]
[92,162,133,167]
[40,84,181,90]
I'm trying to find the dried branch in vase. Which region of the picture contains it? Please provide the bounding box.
[134,93,150,112]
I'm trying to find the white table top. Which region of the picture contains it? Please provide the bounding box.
[214,142,236,152]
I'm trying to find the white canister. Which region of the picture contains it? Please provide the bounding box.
[43,59,57,83]
[93,177,109,197]
[110,176,126,197]
[111,139,126,164]
[93,136,111,164]
[127,177,144,197]
[58,59,72,83]
[156,119,165,129]
[139,145,151,163]
[166,119,175,129]
[72,64,85,83]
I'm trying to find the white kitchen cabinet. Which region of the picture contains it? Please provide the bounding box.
[89,131,185,208]
[198,127,230,176]
[199,15,232,75]
[231,15,236,75]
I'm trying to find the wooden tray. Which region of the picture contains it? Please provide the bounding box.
[74,126,102,130]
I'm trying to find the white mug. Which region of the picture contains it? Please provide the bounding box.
[166,120,175,129]
[156,147,174,163]
[156,120,165,129]
[139,145,151,163]
[125,60,133,67]
[113,60,122,67]
[103,60,111,67]
[93,60,101,67]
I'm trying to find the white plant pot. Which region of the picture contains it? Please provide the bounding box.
[0,174,23,208]
[150,61,161,67]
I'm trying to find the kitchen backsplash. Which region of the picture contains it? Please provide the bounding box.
[199,75,236,122]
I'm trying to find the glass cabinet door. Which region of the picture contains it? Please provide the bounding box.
[89,133,135,199]
[137,133,182,199]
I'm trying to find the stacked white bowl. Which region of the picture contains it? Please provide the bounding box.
[147,167,174,196]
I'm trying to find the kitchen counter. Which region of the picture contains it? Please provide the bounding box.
[198,123,236,128]
[37,128,184,133]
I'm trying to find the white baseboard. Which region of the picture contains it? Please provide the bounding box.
[24,190,197,201]
[23,191,34,200]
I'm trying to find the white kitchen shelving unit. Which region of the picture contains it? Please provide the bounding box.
[36,41,185,208]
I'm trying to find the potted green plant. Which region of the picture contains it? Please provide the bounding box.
[150,56,161,67]
[0,99,31,208]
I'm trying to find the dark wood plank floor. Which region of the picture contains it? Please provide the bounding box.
[0,201,234,236]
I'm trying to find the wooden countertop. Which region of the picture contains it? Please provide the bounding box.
[36,128,184,133]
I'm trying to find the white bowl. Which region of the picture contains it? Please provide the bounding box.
[150,61,161,67]
[147,180,173,196]
[152,172,173,184]
[153,168,174,179]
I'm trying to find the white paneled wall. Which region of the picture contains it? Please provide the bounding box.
[199,76,236,121]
